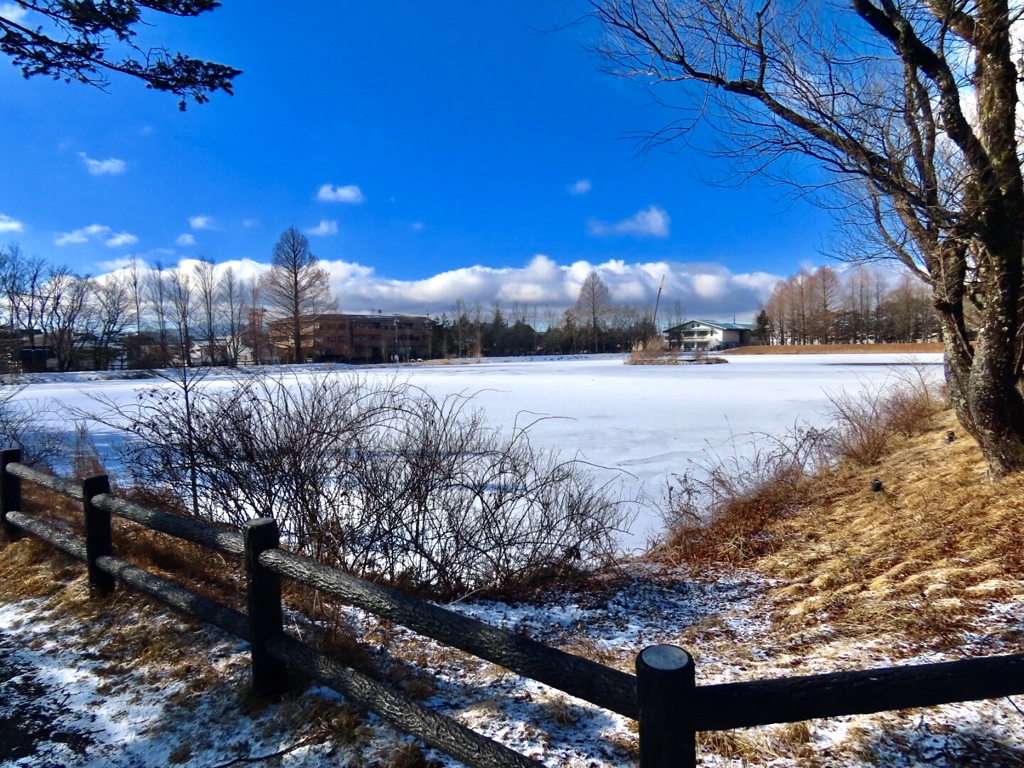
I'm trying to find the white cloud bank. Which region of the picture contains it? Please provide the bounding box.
[317,184,364,204]
[588,205,670,238]
[189,215,214,230]
[569,179,592,195]
[176,234,196,246]
[204,255,773,320]
[0,214,25,233]
[97,254,778,322]
[55,224,138,248]
[79,153,126,176]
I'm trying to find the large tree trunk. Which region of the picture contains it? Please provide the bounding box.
[941,240,1024,479]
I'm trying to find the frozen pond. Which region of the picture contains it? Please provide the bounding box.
[6,352,945,550]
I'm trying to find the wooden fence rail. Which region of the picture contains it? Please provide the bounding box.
[3,450,1024,768]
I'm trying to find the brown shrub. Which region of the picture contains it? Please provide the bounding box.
[656,366,947,565]
[829,364,947,466]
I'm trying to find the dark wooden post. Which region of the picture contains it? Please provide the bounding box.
[1,448,22,540]
[83,475,114,594]
[244,517,288,698]
[636,644,697,768]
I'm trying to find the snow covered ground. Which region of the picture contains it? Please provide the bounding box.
[4,352,943,550]
[5,351,1023,768]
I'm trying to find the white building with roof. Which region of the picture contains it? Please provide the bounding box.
[664,319,753,351]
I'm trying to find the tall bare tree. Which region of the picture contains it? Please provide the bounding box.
[94,273,136,369]
[126,255,144,335]
[39,268,92,372]
[145,261,171,365]
[220,266,247,366]
[195,258,220,364]
[168,267,195,366]
[592,0,1024,477]
[575,270,611,352]
[245,274,265,364]
[261,227,334,363]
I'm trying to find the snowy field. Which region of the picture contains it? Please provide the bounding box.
[5,352,944,549]
[9,351,1024,768]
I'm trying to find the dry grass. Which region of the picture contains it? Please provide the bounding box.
[657,368,947,568]
[760,408,1024,652]
[626,344,680,364]
[726,342,944,355]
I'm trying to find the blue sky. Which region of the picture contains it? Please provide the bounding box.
[0,1,835,320]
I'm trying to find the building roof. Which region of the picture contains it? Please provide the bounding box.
[664,319,754,332]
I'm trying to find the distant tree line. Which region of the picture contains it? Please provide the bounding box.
[0,227,338,372]
[431,271,667,358]
[0,244,262,372]
[0,242,678,372]
[761,266,942,346]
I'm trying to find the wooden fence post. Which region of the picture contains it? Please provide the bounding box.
[1,448,22,540]
[244,517,288,698]
[636,644,696,768]
[83,475,114,594]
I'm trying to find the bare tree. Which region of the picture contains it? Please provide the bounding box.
[39,268,93,372]
[261,227,334,363]
[94,274,135,369]
[1,252,48,349]
[145,261,171,365]
[126,255,144,335]
[245,274,265,364]
[195,259,220,365]
[592,0,1024,477]
[575,270,611,352]
[168,267,195,366]
[220,266,247,366]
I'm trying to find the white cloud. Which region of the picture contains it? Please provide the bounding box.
[177,233,197,246]
[90,254,780,322]
[588,205,671,238]
[316,254,777,319]
[105,232,139,248]
[308,219,339,236]
[55,224,137,248]
[242,219,259,228]
[568,179,592,195]
[0,214,25,233]
[56,224,108,246]
[317,184,365,204]
[79,152,126,176]
[189,215,214,230]
[0,3,28,22]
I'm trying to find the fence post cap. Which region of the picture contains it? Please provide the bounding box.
[639,644,691,671]
[244,517,277,530]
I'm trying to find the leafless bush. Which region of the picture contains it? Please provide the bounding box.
[659,423,834,563]
[86,371,634,599]
[0,384,66,467]
[346,397,630,596]
[828,363,946,465]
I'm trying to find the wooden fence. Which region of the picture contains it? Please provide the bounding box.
[2,447,1024,767]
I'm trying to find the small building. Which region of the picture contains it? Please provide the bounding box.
[665,320,753,352]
